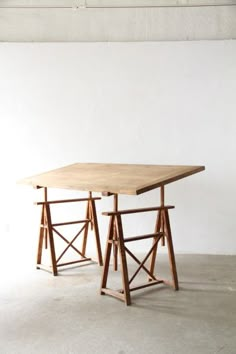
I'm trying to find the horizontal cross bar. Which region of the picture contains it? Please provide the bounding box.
[57,258,92,267]
[52,219,90,227]
[129,280,164,292]
[35,197,101,205]
[102,205,174,216]
[118,280,164,294]
[124,232,163,243]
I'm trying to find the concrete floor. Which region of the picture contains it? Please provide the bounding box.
[0,255,235,354]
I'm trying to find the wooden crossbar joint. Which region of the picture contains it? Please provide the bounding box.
[53,223,87,263]
[102,191,115,197]
[101,288,126,302]
[125,234,162,285]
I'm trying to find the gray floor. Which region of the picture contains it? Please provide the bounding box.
[0,255,236,354]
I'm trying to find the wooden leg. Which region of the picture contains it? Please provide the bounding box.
[36,205,45,267]
[116,215,131,306]
[81,200,90,258]
[113,194,118,271]
[149,186,178,290]
[160,186,165,246]
[45,204,58,276]
[90,199,103,266]
[82,193,103,265]
[43,187,48,249]
[164,209,179,290]
[149,209,161,278]
[88,191,94,231]
[101,215,114,292]
[113,220,118,271]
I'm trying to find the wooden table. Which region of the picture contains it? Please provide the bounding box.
[21,163,204,195]
[20,163,205,304]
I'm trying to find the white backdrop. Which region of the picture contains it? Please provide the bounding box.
[0,41,235,266]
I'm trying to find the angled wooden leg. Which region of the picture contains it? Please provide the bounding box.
[160,185,165,247]
[113,194,118,271]
[113,222,118,271]
[90,199,103,266]
[164,209,179,290]
[82,192,103,265]
[149,209,161,278]
[116,215,131,306]
[149,186,165,278]
[81,198,90,258]
[36,204,45,268]
[101,215,114,292]
[88,191,94,231]
[44,188,48,249]
[45,204,57,276]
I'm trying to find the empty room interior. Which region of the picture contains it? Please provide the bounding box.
[0,1,236,353]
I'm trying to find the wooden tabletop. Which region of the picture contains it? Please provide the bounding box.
[19,163,205,195]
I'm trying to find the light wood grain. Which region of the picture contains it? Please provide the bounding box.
[19,163,205,195]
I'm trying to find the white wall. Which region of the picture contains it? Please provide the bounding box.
[0,41,235,266]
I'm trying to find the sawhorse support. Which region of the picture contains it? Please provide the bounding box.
[36,188,103,276]
[100,186,178,305]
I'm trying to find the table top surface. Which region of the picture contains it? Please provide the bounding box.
[19,163,205,195]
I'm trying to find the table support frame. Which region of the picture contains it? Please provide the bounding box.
[100,186,179,305]
[36,188,103,276]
